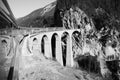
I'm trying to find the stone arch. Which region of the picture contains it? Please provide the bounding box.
[50,32,63,65]
[1,39,7,43]
[61,31,70,66]
[32,37,38,51]
[72,30,81,42]
[33,37,37,42]
[72,30,82,57]
[51,33,59,60]
[41,34,52,58]
[1,39,11,57]
[1,39,8,56]
[41,35,48,55]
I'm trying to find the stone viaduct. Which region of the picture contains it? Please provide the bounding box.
[0,28,81,79]
[21,29,80,67]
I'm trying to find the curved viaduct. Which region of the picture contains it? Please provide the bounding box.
[22,29,80,67]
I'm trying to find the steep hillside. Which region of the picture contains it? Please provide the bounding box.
[17,1,56,27]
[17,0,120,28]
[54,0,120,28]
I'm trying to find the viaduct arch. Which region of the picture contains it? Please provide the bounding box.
[25,29,80,67]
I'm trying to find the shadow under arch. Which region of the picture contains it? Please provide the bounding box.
[41,35,48,55]
[32,37,38,51]
[33,37,37,42]
[51,33,59,60]
[61,31,70,66]
[72,30,82,57]
[72,30,81,42]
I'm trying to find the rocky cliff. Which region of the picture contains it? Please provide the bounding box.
[17,0,120,29]
[55,1,120,79]
[54,0,120,27]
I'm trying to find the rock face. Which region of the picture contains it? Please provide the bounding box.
[60,5,120,80]
[54,0,120,27]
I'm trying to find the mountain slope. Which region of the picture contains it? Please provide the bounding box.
[17,0,120,29]
[54,0,120,28]
[17,1,56,27]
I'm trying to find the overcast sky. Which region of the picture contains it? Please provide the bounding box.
[8,0,56,18]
